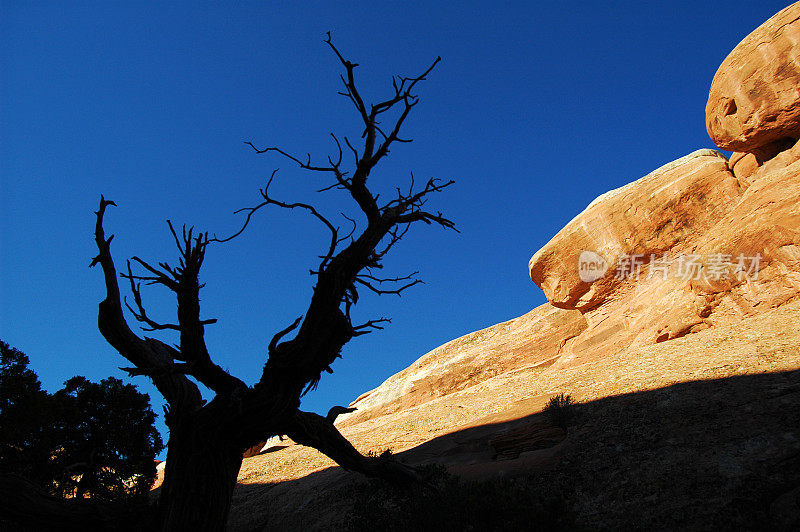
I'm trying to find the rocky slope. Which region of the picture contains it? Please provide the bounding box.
[228,301,800,530]
[341,2,800,424]
[221,4,800,529]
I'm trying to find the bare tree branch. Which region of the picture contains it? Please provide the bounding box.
[324,32,370,128]
[210,169,344,272]
[96,203,246,396]
[128,256,179,291]
[284,410,423,486]
[89,196,203,410]
[352,317,391,337]
[168,226,247,395]
[354,275,423,297]
[243,34,455,398]
[122,283,181,332]
[268,316,303,357]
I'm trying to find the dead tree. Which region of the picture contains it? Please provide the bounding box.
[89,34,454,530]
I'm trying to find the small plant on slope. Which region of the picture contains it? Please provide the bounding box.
[544,393,575,429]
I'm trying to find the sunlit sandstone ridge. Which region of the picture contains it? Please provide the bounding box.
[228,5,800,529]
[345,135,800,424]
[344,140,800,424]
[341,2,800,424]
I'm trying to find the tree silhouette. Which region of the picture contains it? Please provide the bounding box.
[0,341,54,486]
[0,341,162,531]
[51,376,163,501]
[87,34,454,530]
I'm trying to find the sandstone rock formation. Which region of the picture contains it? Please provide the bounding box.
[341,304,586,426]
[528,149,738,312]
[347,131,800,420]
[706,2,800,153]
[337,3,800,425]
[526,142,800,371]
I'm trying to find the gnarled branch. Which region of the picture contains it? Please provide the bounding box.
[89,196,203,411]
[285,410,423,486]
[268,316,303,357]
[122,260,181,332]
[211,169,345,273]
[244,35,454,399]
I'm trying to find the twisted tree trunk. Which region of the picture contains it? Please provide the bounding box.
[155,423,244,531]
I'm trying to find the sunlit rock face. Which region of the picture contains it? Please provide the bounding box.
[344,2,800,426]
[528,149,740,312]
[349,135,800,419]
[527,144,800,370]
[706,2,800,153]
[342,303,587,425]
[523,3,800,370]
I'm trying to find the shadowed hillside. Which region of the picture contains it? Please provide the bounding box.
[226,300,800,530]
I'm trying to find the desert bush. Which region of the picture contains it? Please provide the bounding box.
[544,393,575,429]
[366,448,393,458]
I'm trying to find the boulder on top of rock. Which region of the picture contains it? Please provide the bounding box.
[706,2,800,153]
[528,149,739,311]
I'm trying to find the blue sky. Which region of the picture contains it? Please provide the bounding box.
[1,1,790,456]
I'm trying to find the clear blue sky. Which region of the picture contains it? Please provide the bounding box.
[1,1,789,457]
